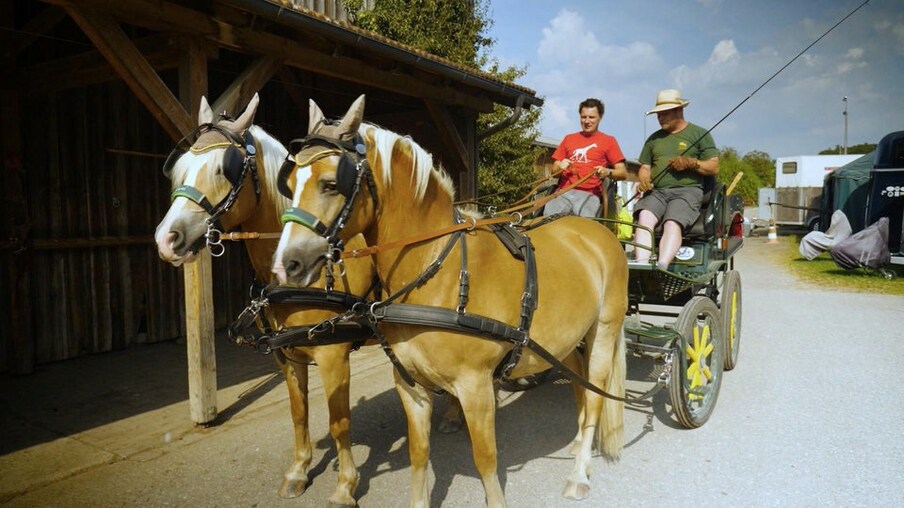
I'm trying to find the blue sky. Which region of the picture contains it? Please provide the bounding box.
[484,0,903,159]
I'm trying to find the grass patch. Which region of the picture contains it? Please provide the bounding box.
[784,235,904,295]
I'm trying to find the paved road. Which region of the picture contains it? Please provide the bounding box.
[2,236,903,507]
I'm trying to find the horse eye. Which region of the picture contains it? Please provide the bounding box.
[321,180,338,194]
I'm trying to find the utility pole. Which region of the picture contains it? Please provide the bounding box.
[842,96,848,154]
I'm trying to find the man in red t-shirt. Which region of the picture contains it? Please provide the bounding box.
[547,98,627,217]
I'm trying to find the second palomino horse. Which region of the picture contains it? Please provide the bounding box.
[272,95,628,507]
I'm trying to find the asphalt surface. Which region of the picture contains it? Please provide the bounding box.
[1,234,902,507]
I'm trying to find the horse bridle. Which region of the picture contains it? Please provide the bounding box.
[163,122,261,257]
[277,128,379,281]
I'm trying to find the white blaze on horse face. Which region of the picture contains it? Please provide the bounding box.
[154,160,204,265]
[272,164,313,283]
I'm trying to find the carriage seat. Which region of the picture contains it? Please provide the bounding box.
[684,177,723,241]
[651,176,722,241]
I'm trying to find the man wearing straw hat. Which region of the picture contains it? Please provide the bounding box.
[633,89,720,269]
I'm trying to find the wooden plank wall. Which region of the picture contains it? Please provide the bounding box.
[1,58,474,373]
[1,79,252,371]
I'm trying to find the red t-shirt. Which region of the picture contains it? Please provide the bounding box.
[552,131,625,196]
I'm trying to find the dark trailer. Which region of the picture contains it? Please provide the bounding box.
[819,130,904,264]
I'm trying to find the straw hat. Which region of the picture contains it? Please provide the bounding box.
[646,89,690,115]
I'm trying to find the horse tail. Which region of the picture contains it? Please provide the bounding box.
[599,326,625,460]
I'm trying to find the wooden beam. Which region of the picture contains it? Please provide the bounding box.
[178,36,208,122]
[39,0,219,36]
[425,99,471,177]
[19,34,195,95]
[276,67,310,116]
[63,5,194,140]
[211,56,281,117]
[40,0,494,112]
[234,27,494,112]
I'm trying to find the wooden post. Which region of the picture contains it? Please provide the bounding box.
[183,249,217,423]
[178,36,217,424]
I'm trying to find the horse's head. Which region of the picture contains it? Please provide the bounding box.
[273,94,379,286]
[154,93,263,265]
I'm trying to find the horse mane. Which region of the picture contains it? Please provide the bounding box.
[361,123,456,203]
[248,125,292,217]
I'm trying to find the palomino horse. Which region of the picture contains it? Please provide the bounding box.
[154,94,376,506]
[272,95,628,507]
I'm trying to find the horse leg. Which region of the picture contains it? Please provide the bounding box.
[458,377,506,508]
[437,394,464,434]
[393,370,434,508]
[314,345,359,507]
[563,317,625,500]
[274,350,314,498]
[562,350,587,456]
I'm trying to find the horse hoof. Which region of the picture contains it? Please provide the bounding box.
[437,417,463,434]
[278,477,308,498]
[562,480,590,500]
[327,500,357,508]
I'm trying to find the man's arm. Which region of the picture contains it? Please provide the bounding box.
[637,164,653,192]
[595,161,628,181]
[697,156,719,176]
[669,155,719,175]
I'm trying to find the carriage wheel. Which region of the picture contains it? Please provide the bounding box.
[669,296,724,429]
[720,270,742,371]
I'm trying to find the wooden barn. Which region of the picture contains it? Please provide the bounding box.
[0,0,542,419]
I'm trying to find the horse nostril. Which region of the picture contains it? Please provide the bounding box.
[285,259,301,277]
[170,231,184,251]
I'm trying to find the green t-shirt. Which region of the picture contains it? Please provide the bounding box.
[639,123,719,189]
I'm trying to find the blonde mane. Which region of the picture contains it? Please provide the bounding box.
[249,125,292,217]
[361,123,456,203]
[169,125,291,218]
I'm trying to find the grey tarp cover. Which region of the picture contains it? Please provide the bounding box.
[830,217,890,270]
[799,209,852,260]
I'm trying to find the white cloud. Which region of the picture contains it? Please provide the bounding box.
[535,9,662,80]
[708,40,740,65]
[845,47,864,59]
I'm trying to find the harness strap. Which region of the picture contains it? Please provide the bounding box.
[280,207,329,235]
[371,303,638,402]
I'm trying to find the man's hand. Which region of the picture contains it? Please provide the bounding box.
[669,156,699,172]
[594,165,611,179]
[637,166,653,193]
[554,158,573,177]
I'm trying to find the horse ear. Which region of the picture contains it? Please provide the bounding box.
[308,99,325,133]
[198,96,214,125]
[232,93,259,132]
[336,94,365,140]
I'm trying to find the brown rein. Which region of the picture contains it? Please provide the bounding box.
[219,169,603,257]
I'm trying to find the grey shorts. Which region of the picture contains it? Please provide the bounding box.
[635,186,703,228]
[543,189,601,218]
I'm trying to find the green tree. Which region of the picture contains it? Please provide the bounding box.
[717,147,763,206]
[818,142,876,155]
[741,150,775,188]
[343,0,543,208]
[344,0,493,66]
[476,62,544,207]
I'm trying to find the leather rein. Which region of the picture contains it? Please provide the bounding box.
[230,133,652,403]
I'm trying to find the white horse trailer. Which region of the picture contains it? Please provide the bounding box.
[761,154,860,229]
